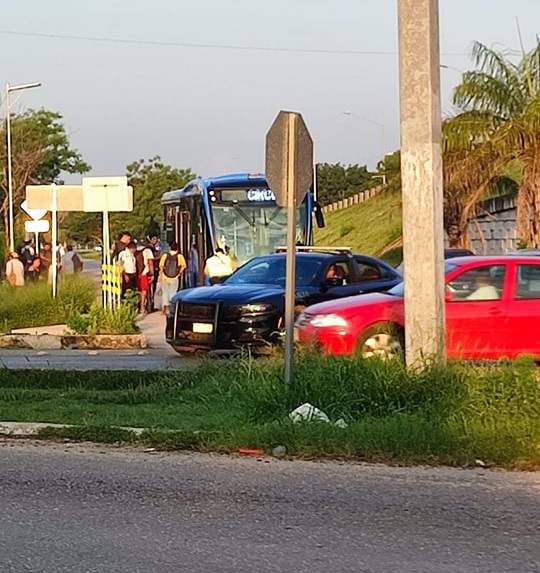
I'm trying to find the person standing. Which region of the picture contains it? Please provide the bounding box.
[135,244,155,314]
[159,242,186,315]
[112,232,133,262]
[118,241,138,296]
[146,235,161,310]
[187,243,199,288]
[60,245,83,275]
[39,243,53,282]
[204,247,234,285]
[19,240,34,275]
[26,256,41,282]
[5,253,25,287]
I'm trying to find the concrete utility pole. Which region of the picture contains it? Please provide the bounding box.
[398,0,446,365]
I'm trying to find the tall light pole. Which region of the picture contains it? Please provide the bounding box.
[5,81,41,252]
[343,110,386,169]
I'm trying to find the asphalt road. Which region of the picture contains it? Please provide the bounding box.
[0,349,192,370]
[1,441,538,573]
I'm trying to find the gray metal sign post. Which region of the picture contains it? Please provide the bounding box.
[266,110,313,384]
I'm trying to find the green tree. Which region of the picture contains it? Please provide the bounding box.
[450,40,540,245]
[316,163,376,205]
[0,108,90,248]
[112,157,195,239]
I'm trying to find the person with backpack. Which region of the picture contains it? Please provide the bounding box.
[158,242,186,315]
[61,244,83,275]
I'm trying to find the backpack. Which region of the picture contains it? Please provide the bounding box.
[134,250,145,276]
[163,253,179,278]
[72,253,84,273]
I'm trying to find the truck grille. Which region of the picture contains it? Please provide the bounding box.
[178,303,216,320]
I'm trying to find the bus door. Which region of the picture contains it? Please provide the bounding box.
[175,210,191,288]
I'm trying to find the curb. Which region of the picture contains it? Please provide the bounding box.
[0,422,145,437]
[0,333,148,351]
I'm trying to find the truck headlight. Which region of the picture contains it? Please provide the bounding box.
[240,303,276,314]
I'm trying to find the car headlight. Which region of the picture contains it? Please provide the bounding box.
[240,303,276,314]
[309,314,348,328]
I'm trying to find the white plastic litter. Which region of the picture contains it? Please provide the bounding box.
[335,418,348,429]
[289,403,330,424]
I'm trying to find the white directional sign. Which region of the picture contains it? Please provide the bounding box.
[26,185,85,211]
[82,176,133,212]
[25,219,50,233]
[20,200,47,221]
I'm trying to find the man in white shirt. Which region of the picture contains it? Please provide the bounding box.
[118,241,138,296]
[135,245,155,313]
[204,248,234,285]
[467,269,500,301]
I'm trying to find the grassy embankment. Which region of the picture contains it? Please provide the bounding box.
[0,277,96,333]
[1,355,538,469]
[315,189,403,266]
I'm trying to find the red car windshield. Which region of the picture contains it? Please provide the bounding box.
[388,262,458,297]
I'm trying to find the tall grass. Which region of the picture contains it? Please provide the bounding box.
[0,276,96,333]
[0,355,538,467]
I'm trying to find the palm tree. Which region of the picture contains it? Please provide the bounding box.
[450,40,540,246]
[442,113,500,247]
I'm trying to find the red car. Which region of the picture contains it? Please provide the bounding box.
[294,256,540,360]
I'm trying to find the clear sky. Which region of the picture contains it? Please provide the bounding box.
[2,0,540,180]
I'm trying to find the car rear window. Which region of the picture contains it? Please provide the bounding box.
[515,264,540,299]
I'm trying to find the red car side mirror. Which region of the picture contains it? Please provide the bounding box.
[445,291,453,302]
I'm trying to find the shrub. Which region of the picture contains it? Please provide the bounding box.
[67,291,139,335]
[339,223,355,238]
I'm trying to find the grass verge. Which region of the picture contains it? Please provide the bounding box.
[315,189,402,263]
[0,276,97,333]
[1,355,539,468]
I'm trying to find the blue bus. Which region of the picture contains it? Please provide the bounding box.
[161,173,324,282]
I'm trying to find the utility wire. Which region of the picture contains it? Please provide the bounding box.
[0,29,467,57]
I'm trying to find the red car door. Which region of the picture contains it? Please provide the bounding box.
[505,261,540,358]
[445,263,509,359]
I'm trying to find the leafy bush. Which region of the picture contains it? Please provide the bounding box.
[339,223,355,238]
[0,275,96,333]
[67,291,139,335]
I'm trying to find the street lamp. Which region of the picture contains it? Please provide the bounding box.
[5,81,41,252]
[342,111,386,171]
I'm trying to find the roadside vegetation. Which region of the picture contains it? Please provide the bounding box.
[67,293,139,335]
[1,355,538,469]
[315,188,402,265]
[0,276,96,333]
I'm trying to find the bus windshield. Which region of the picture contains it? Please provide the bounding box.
[212,202,307,264]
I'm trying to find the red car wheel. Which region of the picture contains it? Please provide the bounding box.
[357,322,404,359]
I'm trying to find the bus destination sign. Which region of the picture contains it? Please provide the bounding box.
[219,188,277,203]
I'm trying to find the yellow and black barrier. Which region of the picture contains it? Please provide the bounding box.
[101,264,122,307]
